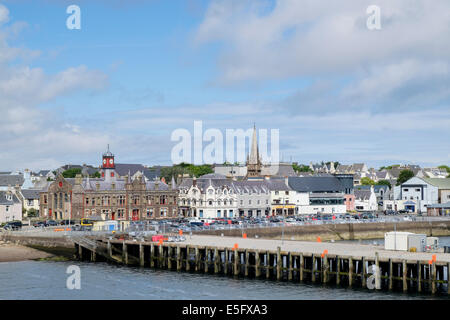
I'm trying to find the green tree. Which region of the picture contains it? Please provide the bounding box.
[90,171,101,178]
[396,169,415,186]
[27,208,38,217]
[376,180,392,188]
[62,168,82,178]
[292,163,312,173]
[438,165,450,174]
[360,177,375,185]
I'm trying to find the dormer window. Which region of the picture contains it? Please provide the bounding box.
[6,194,12,201]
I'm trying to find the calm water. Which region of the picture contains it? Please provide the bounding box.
[0,259,448,300]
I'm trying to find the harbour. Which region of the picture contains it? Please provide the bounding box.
[72,234,450,296]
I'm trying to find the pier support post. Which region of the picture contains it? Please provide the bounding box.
[224,249,228,275]
[214,248,219,274]
[91,249,96,262]
[177,246,181,271]
[186,246,190,272]
[361,257,366,288]
[375,252,381,290]
[245,250,249,277]
[288,253,293,281]
[402,260,407,293]
[276,247,281,281]
[167,246,172,270]
[158,244,162,268]
[447,263,450,295]
[299,253,304,282]
[255,251,260,278]
[266,251,270,279]
[234,249,239,276]
[78,244,83,260]
[107,241,112,258]
[432,263,437,294]
[204,248,209,273]
[150,244,154,268]
[336,256,340,285]
[122,242,128,265]
[195,247,200,272]
[139,244,144,267]
[311,255,316,283]
[417,261,422,293]
[323,255,329,284]
[348,258,353,287]
[388,259,393,291]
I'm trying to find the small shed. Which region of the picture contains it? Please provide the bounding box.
[384,232,426,252]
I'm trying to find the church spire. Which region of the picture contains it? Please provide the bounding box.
[249,124,260,165]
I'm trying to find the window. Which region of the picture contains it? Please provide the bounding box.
[285,191,289,195]
[415,188,420,192]
[132,196,140,205]
[27,199,34,206]
[160,208,168,217]
[160,195,167,205]
[43,195,47,204]
[404,189,409,192]
[249,200,252,205]
[209,200,213,206]
[85,197,89,205]
[117,209,125,219]
[257,200,260,205]
[275,191,279,195]
[6,206,9,212]
[147,208,153,218]
[240,200,243,205]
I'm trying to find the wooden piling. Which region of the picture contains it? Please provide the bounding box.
[311,255,316,283]
[336,256,340,285]
[122,242,128,265]
[224,249,229,275]
[186,246,190,272]
[431,263,437,294]
[204,248,209,273]
[176,246,181,271]
[195,247,200,272]
[150,244,154,268]
[348,257,353,287]
[361,257,366,288]
[78,244,83,260]
[375,252,380,290]
[266,252,270,279]
[214,248,219,274]
[417,261,421,293]
[388,259,393,291]
[255,251,261,278]
[245,250,249,277]
[323,255,329,284]
[447,263,450,295]
[139,244,144,267]
[107,241,112,258]
[276,247,281,281]
[234,248,239,276]
[299,253,304,282]
[167,246,172,270]
[91,249,96,262]
[288,253,293,281]
[402,260,407,293]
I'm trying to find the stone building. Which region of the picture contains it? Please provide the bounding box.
[39,148,178,221]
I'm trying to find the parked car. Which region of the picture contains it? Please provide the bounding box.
[33,221,46,228]
[2,221,22,230]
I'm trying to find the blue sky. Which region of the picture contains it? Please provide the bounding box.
[0,0,449,171]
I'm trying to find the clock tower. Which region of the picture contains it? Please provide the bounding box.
[101,145,116,180]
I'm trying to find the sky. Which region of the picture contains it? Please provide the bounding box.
[0,0,449,171]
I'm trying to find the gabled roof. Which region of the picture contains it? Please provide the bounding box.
[354,190,371,200]
[0,174,24,187]
[21,189,41,199]
[114,164,146,177]
[421,178,450,189]
[0,191,20,205]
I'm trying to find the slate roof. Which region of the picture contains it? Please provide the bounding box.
[355,185,389,193]
[0,174,24,187]
[288,176,345,193]
[0,191,20,205]
[178,177,290,193]
[354,190,371,200]
[21,189,41,199]
[421,178,450,189]
[114,164,146,177]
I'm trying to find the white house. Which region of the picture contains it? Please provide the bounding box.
[354,185,377,212]
[0,191,22,223]
[393,177,441,213]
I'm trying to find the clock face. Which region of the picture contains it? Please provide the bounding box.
[109,159,114,165]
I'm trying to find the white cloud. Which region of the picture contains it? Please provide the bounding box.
[0,5,110,171]
[195,0,450,84]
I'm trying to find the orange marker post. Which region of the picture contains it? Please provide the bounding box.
[179,229,183,236]
[432,254,437,262]
[158,239,164,246]
[232,243,239,251]
[317,236,322,243]
[321,249,328,258]
[243,233,247,239]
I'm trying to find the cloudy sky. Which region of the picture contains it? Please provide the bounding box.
[0,0,449,171]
